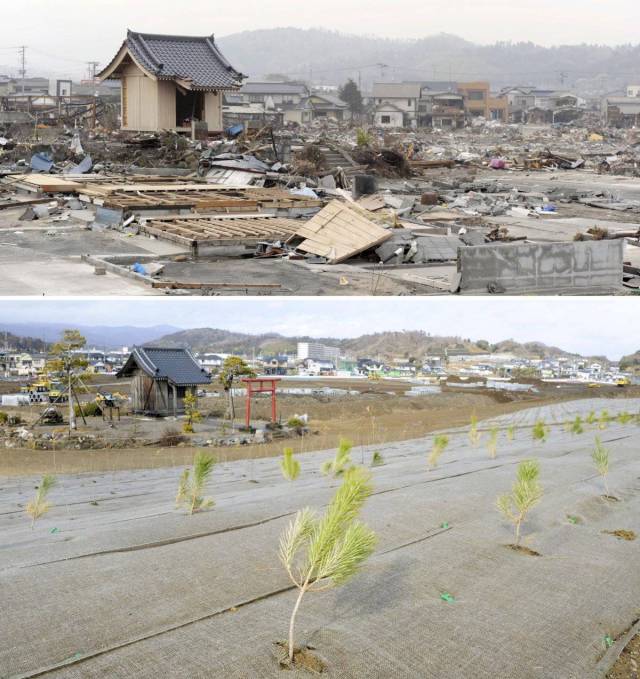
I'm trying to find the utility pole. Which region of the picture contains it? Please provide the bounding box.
[18,46,27,93]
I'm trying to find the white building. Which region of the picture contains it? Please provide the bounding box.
[626,85,640,98]
[372,82,423,128]
[297,342,340,365]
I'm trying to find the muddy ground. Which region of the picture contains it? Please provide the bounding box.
[608,632,640,678]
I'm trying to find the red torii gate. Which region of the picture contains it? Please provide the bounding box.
[241,377,281,428]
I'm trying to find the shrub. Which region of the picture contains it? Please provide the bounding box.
[280,448,301,481]
[497,460,543,547]
[428,434,449,468]
[175,452,216,514]
[592,436,611,496]
[287,417,306,431]
[586,410,597,425]
[356,128,372,147]
[0,411,8,424]
[159,427,187,447]
[279,467,377,664]
[321,438,353,476]
[74,401,101,417]
[26,474,56,528]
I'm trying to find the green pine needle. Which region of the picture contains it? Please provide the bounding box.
[428,434,449,468]
[175,452,216,514]
[497,460,543,546]
[279,466,377,662]
[280,448,301,481]
[26,474,56,527]
[321,438,353,477]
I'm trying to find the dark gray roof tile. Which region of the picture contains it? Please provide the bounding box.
[117,346,211,386]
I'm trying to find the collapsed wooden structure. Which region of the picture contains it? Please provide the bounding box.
[139,213,299,253]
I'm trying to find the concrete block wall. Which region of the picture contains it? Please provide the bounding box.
[458,240,623,294]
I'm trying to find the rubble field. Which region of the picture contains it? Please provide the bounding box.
[1,397,639,678]
[2,121,640,295]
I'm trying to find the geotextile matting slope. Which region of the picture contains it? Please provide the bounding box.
[1,397,639,678]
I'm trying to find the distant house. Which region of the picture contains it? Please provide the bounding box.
[0,76,16,96]
[418,91,465,129]
[373,82,423,127]
[98,30,244,133]
[374,102,405,128]
[303,93,350,121]
[603,96,640,127]
[117,346,211,416]
[239,81,309,107]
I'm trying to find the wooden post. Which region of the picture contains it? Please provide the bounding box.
[245,382,252,427]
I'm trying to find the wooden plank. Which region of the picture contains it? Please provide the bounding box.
[291,200,392,263]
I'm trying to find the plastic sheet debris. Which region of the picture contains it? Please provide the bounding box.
[30,152,54,173]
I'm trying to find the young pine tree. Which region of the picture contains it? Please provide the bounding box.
[506,425,516,442]
[617,411,632,425]
[182,390,203,434]
[321,438,352,476]
[371,451,384,467]
[592,436,611,497]
[487,426,499,459]
[586,410,597,425]
[532,420,548,443]
[279,467,377,664]
[497,460,543,547]
[26,474,56,528]
[175,452,216,514]
[428,434,449,468]
[469,415,480,446]
[570,415,584,435]
[280,448,301,481]
[598,410,610,430]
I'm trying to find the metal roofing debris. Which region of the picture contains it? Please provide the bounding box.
[117,346,211,386]
[291,200,392,263]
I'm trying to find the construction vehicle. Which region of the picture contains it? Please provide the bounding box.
[616,377,630,388]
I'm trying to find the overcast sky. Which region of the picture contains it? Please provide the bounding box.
[0,298,637,360]
[1,0,637,79]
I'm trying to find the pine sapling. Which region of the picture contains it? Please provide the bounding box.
[280,448,301,481]
[176,452,216,514]
[487,426,499,459]
[279,467,377,664]
[570,415,584,435]
[532,420,547,443]
[586,410,597,425]
[617,411,632,425]
[321,438,352,476]
[469,414,480,446]
[371,451,384,467]
[497,460,543,547]
[26,474,56,528]
[592,436,611,497]
[506,425,516,442]
[428,434,449,468]
[599,410,610,430]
